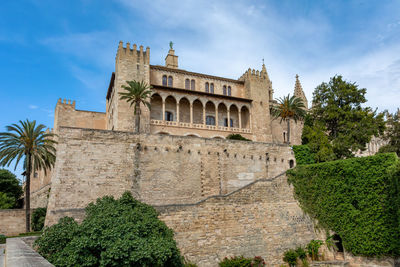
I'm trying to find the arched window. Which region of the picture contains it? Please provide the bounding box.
[206,116,215,125]
[168,76,173,87]
[224,118,233,127]
[191,79,195,90]
[162,75,167,86]
[165,111,173,121]
[289,160,294,168]
[210,83,214,93]
[205,82,209,93]
[185,79,190,89]
[227,86,232,96]
[223,85,227,95]
[283,132,286,142]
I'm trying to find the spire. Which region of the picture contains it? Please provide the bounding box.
[165,42,178,69]
[261,63,269,80]
[294,74,308,109]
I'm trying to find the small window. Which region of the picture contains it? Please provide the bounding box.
[227,86,232,96]
[224,118,233,127]
[34,172,38,178]
[210,83,214,93]
[289,160,294,168]
[162,75,167,86]
[283,132,286,142]
[165,111,173,121]
[223,85,227,95]
[206,116,215,126]
[185,79,190,89]
[191,79,195,90]
[205,82,209,93]
[168,76,173,87]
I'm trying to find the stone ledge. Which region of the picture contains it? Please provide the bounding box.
[5,238,53,267]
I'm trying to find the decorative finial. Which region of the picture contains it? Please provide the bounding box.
[262,58,264,65]
[296,74,299,79]
[169,41,173,50]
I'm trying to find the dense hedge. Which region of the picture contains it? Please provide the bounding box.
[292,145,315,165]
[287,153,400,257]
[31,207,47,231]
[35,192,183,267]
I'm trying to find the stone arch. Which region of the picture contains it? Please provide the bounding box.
[205,101,216,126]
[179,97,190,123]
[218,102,228,127]
[240,106,250,129]
[229,104,239,128]
[156,131,171,135]
[184,133,201,137]
[192,99,203,124]
[150,93,162,120]
[165,95,177,121]
[211,135,225,139]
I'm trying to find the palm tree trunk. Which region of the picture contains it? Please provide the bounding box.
[287,119,291,144]
[135,101,141,133]
[25,153,31,232]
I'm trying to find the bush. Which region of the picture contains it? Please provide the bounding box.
[0,234,6,244]
[0,169,23,209]
[292,145,315,165]
[35,192,183,267]
[219,256,252,267]
[283,249,297,267]
[226,134,251,141]
[306,240,323,261]
[31,207,47,231]
[287,153,400,257]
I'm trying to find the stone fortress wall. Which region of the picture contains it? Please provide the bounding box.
[45,126,296,226]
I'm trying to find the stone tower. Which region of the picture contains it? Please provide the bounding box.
[107,41,151,132]
[240,64,273,142]
[293,74,308,109]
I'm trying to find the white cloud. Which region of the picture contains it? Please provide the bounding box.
[29,104,38,109]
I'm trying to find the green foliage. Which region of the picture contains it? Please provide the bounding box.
[306,240,323,260]
[226,134,251,141]
[307,75,385,159]
[218,256,252,267]
[378,109,400,157]
[0,191,15,209]
[0,169,22,208]
[183,262,198,267]
[0,234,6,244]
[292,145,315,165]
[283,249,297,267]
[287,153,400,257]
[35,192,183,267]
[295,247,306,260]
[31,207,47,231]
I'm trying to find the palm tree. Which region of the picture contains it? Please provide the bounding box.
[119,80,152,133]
[271,94,307,144]
[0,120,57,232]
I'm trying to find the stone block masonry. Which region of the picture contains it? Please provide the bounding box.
[0,210,29,236]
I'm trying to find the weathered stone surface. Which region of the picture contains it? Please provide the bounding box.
[5,238,53,267]
[0,210,27,236]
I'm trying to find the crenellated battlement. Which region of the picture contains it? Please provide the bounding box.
[239,64,269,82]
[116,41,150,64]
[57,98,76,108]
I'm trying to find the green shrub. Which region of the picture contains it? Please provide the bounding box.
[226,134,251,141]
[292,145,315,165]
[306,240,323,260]
[287,153,400,257]
[0,234,6,244]
[0,169,23,209]
[219,256,252,267]
[295,246,306,260]
[283,249,297,267]
[35,192,183,267]
[31,207,47,231]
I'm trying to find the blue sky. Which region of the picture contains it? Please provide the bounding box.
[1,0,400,178]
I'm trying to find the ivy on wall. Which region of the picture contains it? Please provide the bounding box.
[287,153,400,257]
[292,145,315,165]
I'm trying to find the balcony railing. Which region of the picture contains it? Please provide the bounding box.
[150,119,251,133]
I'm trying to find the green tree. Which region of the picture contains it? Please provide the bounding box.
[309,75,385,159]
[271,94,307,144]
[0,169,23,208]
[0,120,56,232]
[119,80,152,133]
[378,109,400,157]
[35,192,183,267]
